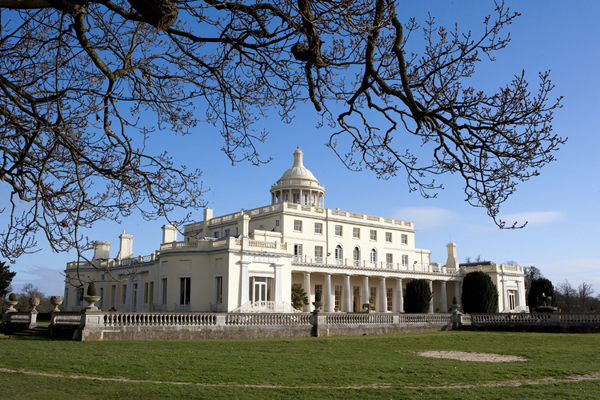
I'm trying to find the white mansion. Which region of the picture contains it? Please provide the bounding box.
[64,148,526,314]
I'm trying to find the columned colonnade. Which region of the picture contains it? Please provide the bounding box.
[296,271,462,313]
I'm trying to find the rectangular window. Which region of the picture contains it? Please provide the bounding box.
[314,222,323,234]
[387,288,393,311]
[215,276,223,305]
[370,287,377,305]
[334,285,342,309]
[225,229,230,237]
[144,282,149,304]
[294,220,302,232]
[335,225,343,237]
[370,230,377,241]
[179,277,191,305]
[111,285,116,308]
[161,278,168,305]
[99,288,104,310]
[401,234,408,245]
[214,231,219,239]
[275,219,280,227]
[314,246,323,262]
[385,232,392,243]
[386,253,393,268]
[315,284,322,299]
[122,284,127,305]
[76,288,84,307]
[353,227,360,239]
[402,254,409,267]
[294,244,303,259]
[293,193,300,203]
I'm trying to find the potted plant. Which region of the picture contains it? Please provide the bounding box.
[6,293,18,312]
[312,292,323,312]
[83,282,102,311]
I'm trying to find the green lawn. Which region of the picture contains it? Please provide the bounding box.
[1,331,599,399]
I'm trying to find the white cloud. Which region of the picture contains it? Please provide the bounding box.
[394,207,460,231]
[498,211,565,227]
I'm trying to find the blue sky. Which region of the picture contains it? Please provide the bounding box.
[3,0,599,297]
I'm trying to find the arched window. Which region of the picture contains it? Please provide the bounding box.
[370,248,377,268]
[335,244,343,265]
[353,247,361,267]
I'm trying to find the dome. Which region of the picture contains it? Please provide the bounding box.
[277,147,319,183]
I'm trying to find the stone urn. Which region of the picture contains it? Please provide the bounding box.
[363,303,372,313]
[50,296,63,312]
[29,297,40,313]
[84,296,101,311]
[312,301,323,312]
[5,300,18,313]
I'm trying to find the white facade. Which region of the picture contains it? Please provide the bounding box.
[64,148,526,313]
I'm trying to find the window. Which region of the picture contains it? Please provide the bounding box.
[314,246,323,262]
[161,278,168,305]
[214,231,219,239]
[122,284,127,304]
[275,219,280,227]
[314,222,323,234]
[225,229,230,237]
[370,230,377,241]
[386,253,393,268]
[315,284,323,300]
[334,285,342,309]
[293,193,300,203]
[215,276,223,305]
[179,277,191,305]
[401,234,408,245]
[294,220,302,232]
[385,232,392,243]
[353,227,360,239]
[353,246,361,266]
[335,225,343,236]
[294,244,303,261]
[144,282,149,304]
[370,287,377,305]
[370,248,377,267]
[76,288,84,307]
[335,244,343,264]
[387,288,393,311]
[402,254,409,267]
[111,285,116,308]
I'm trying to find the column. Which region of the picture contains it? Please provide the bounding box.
[517,280,524,308]
[502,278,508,312]
[324,273,333,312]
[396,278,404,313]
[440,281,447,313]
[240,260,250,306]
[454,281,461,306]
[428,280,434,314]
[274,263,283,302]
[379,278,387,312]
[303,272,311,312]
[362,276,369,310]
[343,275,352,312]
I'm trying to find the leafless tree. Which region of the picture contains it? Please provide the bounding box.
[522,265,542,298]
[0,1,565,272]
[578,282,594,313]
[555,279,576,313]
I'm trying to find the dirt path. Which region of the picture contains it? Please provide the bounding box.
[1,367,599,390]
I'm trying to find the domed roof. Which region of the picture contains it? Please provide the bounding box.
[277,147,319,183]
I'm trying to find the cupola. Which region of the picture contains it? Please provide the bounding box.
[270,147,325,207]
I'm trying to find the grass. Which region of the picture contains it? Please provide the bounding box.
[1,331,599,399]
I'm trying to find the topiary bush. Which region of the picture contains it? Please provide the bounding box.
[462,271,499,313]
[87,282,97,296]
[528,278,556,307]
[314,291,321,303]
[404,279,432,313]
[8,293,16,301]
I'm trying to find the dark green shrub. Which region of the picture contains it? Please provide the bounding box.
[314,291,321,302]
[404,279,432,313]
[8,293,16,301]
[528,278,556,307]
[462,271,499,313]
[87,282,97,296]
